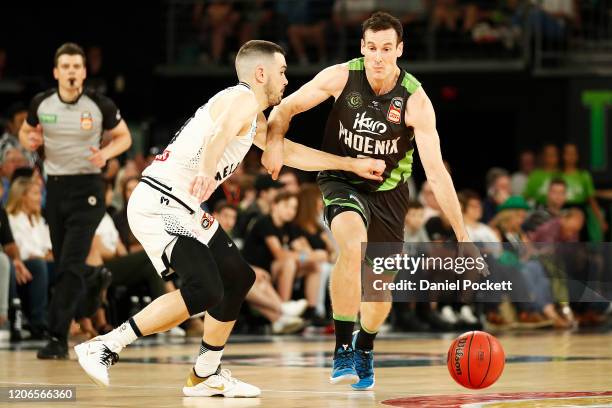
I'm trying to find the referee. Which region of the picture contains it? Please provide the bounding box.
[19,43,132,359]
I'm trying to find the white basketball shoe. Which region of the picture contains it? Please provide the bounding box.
[74,337,121,386]
[183,367,261,398]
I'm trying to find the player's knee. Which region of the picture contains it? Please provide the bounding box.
[180,277,224,315]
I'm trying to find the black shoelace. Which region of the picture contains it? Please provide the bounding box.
[99,345,119,368]
[335,348,354,370]
[354,350,373,378]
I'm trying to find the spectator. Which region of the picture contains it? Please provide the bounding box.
[561,142,607,240]
[524,143,561,206]
[235,174,284,238]
[192,0,241,64]
[0,251,9,339]
[291,184,334,321]
[281,0,333,65]
[460,190,501,250]
[6,176,52,339]
[332,0,376,52]
[419,180,441,222]
[511,149,535,195]
[1,148,28,204]
[242,192,306,303]
[0,103,37,168]
[85,46,125,97]
[278,168,301,194]
[111,176,142,253]
[213,201,239,238]
[403,200,428,243]
[523,178,567,233]
[482,167,511,223]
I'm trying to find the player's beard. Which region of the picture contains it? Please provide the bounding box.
[265,81,282,107]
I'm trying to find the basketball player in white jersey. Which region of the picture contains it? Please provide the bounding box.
[73,40,385,398]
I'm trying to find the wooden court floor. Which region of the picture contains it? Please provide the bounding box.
[1,330,611,407]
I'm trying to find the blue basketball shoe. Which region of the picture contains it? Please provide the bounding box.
[329,344,359,385]
[351,330,375,390]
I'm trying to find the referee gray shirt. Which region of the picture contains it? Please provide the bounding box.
[26,89,122,175]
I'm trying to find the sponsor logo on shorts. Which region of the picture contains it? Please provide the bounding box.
[346,92,363,109]
[201,212,215,230]
[81,111,94,130]
[387,97,402,124]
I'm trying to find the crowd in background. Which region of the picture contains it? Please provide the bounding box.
[174,0,587,65]
[0,88,610,342]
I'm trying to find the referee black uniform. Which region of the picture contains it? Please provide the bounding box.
[26,88,123,358]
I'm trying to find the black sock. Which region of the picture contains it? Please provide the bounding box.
[333,319,355,357]
[355,327,377,351]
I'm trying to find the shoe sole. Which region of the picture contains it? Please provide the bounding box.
[182,386,260,398]
[329,374,359,385]
[74,344,109,387]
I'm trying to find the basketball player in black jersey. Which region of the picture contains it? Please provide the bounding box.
[266,12,480,390]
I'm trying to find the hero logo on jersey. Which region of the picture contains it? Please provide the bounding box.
[201,212,215,230]
[154,150,171,162]
[81,111,93,130]
[387,97,403,124]
[338,112,399,155]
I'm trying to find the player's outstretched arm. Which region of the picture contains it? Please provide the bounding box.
[264,64,349,179]
[255,113,384,181]
[191,92,259,202]
[407,88,469,242]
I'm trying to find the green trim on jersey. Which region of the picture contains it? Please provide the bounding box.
[377,149,414,191]
[348,57,365,70]
[401,73,421,94]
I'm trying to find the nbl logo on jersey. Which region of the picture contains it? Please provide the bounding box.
[387,97,403,124]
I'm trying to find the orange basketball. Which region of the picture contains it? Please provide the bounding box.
[447,331,505,389]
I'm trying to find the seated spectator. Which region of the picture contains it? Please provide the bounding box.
[282,0,333,65]
[242,192,309,303]
[460,190,501,251]
[491,196,571,329]
[213,201,239,238]
[291,184,334,321]
[332,0,376,51]
[511,149,535,196]
[524,143,561,206]
[235,174,284,239]
[112,176,142,253]
[1,148,28,204]
[0,103,37,168]
[419,181,441,223]
[278,168,301,194]
[404,200,429,243]
[482,167,511,223]
[523,178,567,233]
[6,176,52,338]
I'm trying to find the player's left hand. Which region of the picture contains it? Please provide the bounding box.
[190,171,216,202]
[350,158,386,181]
[88,146,108,168]
[262,139,284,180]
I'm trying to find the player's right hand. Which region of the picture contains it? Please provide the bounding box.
[351,157,386,181]
[27,124,43,150]
[190,171,216,202]
[262,139,284,180]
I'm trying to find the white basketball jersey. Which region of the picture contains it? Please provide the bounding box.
[142,83,257,209]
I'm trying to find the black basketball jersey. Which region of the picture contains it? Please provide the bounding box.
[320,57,421,192]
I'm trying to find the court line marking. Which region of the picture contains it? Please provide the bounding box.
[462,394,612,408]
[0,381,375,397]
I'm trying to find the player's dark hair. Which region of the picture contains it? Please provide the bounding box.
[54,42,86,66]
[236,40,285,62]
[362,11,403,44]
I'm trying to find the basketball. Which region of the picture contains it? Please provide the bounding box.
[447,331,505,389]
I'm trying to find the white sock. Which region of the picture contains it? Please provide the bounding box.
[99,318,141,350]
[194,340,224,377]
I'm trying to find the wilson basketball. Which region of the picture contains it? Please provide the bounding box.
[447,331,505,389]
